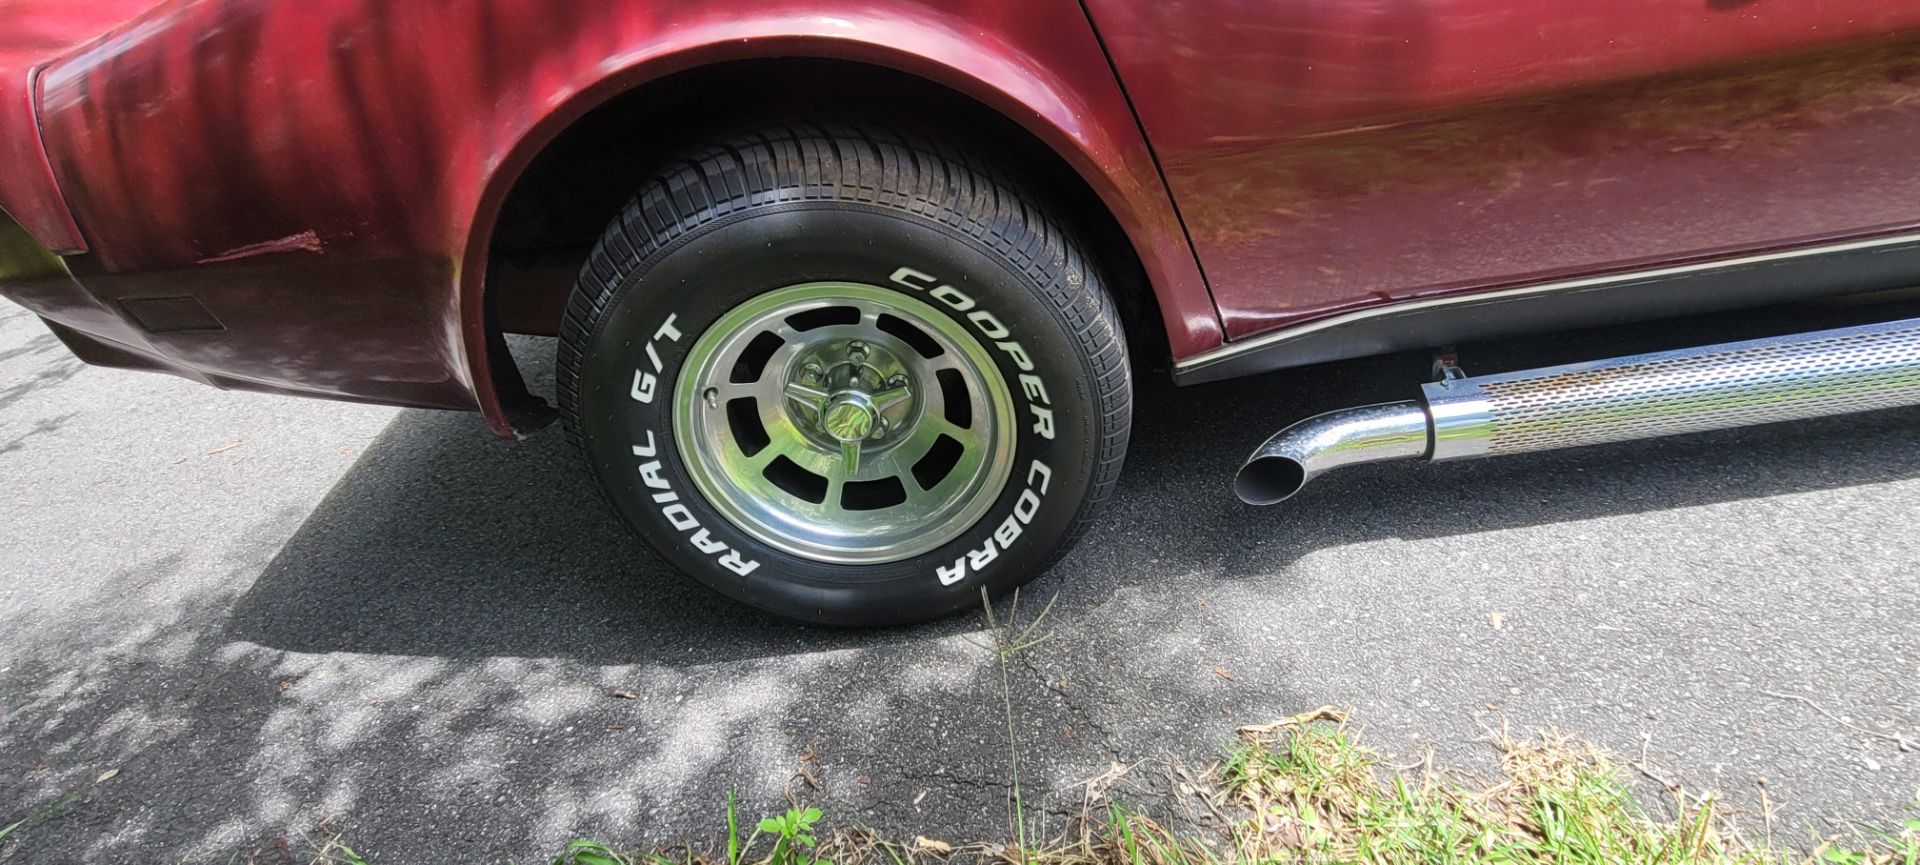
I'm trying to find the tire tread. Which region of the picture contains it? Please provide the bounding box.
[556,123,1131,590]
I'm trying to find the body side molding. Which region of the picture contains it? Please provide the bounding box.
[1176,231,1920,385]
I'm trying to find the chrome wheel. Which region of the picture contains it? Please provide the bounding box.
[674,282,1016,564]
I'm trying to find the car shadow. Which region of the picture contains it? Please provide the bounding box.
[225,303,1920,665]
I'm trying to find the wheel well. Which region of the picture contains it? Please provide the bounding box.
[484,58,1167,377]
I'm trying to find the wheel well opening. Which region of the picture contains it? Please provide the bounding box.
[484,58,1167,385]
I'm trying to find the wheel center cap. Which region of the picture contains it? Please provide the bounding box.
[822,391,877,442]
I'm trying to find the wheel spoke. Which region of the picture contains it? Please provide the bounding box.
[928,415,976,442]
[673,281,1016,563]
[858,447,900,480]
[712,377,776,404]
[747,437,797,469]
[891,412,952,462]
[778,437,840,477]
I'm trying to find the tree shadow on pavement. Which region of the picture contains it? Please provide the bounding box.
[228,306,1920,665]
[8,305,1919,863]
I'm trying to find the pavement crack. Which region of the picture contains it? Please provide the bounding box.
[1017,654,1124,762]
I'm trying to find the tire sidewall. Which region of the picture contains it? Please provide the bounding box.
[574,202,1102,624]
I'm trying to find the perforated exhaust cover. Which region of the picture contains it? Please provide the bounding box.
[1421,318,1920,461]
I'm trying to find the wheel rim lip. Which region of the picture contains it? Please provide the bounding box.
[673,282,1017,565]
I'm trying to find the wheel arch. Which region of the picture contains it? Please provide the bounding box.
[458,20,1216,437]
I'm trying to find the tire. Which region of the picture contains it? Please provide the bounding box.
[556,123,1130,625]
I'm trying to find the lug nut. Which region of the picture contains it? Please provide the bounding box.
[887,374,908,388]
[802,362,823,382]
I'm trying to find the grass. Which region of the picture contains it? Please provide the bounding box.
[976,588,1057,854]
[529,709,1919,865]
[16,596,1914,865]
[0,793,79,857]
[528,593,1920,865]
[1214,710,1734,863]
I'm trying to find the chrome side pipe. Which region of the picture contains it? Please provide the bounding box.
[1234,402,1430,505]
[1235,317,1920,504]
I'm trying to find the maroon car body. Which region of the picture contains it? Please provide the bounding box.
[5,0,1920,436]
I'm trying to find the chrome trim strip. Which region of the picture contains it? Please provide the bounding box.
[1176,232,1920,374]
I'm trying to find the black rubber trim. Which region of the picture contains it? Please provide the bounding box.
[1177,235,1920,385]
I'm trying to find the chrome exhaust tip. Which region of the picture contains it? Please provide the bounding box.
[1235,317,1920,505]
[1234,402,1430,504]
[1231,454,1307,506]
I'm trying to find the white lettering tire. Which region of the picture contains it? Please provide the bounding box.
[556,124,1130,625]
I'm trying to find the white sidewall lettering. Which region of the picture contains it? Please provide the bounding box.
[889,263,1067,585]
[936,459,1052,587]
[628,315,761,577]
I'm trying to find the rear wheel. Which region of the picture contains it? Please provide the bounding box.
[556,124,1130,625]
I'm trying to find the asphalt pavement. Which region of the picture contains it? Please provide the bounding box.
[2,296,1917,863]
